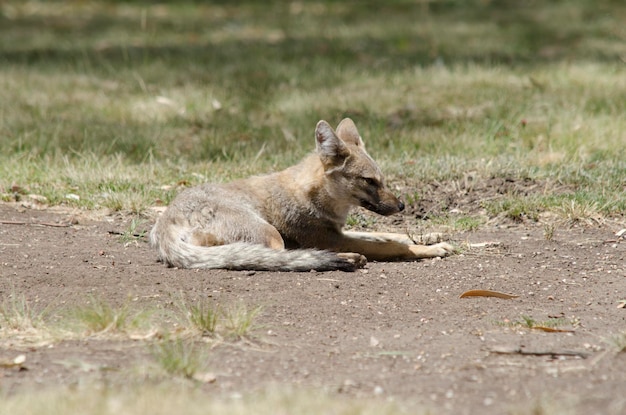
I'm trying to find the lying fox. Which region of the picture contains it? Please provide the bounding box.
[150,118,454,271]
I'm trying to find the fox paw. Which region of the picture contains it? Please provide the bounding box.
[411,232,446,245]
[408,242,456,259]
[337,252,367,268]
[430,242,456,257]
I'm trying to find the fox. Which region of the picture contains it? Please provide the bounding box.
[149,118,455,272]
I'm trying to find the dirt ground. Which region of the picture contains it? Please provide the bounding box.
[1,188,625,414]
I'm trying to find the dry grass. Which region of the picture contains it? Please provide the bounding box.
[0,293,56,347]
[67,296,151,336]
[176,296,262,340]
[607,330,626,354]
[0,293,45,332]
[149,337,207,379]
[0,384,415,415]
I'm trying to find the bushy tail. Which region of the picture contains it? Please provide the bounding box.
[149,226,356,272]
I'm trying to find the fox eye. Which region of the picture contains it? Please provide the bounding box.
[363,177,378,187]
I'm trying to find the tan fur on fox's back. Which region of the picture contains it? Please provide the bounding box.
[150,118,454,272]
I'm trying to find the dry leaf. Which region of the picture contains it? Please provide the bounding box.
[155,96,177,107]
[27,194,48,204]
[11,185,27,194]
[459,289,519,299]
[65,193,80,201]
[0,354,26,368]
[468,242,502,248]
[129,329,161,340]
[369,336,380,347]
[192,372,217,383]
[532,326,574,333]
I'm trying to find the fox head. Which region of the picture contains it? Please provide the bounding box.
[315,118,405,216]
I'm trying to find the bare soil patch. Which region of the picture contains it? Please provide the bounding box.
[1,185,625,414]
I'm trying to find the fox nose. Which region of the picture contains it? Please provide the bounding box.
[398,201,405,211]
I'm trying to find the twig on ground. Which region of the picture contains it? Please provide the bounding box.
[488,345,589,359]
[0,220,71,228]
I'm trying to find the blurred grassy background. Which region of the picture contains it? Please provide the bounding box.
[0,0,625,213]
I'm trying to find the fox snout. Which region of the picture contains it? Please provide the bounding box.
[360,188,405,216]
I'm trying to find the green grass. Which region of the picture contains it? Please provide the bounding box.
[0,0,624,218]
[426,214,485,232]
[119,217,148,243]
[345,211,377,229]
[482,196,542,222]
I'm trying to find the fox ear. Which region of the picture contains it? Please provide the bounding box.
[315,120,350,165]
[335,118,364,147]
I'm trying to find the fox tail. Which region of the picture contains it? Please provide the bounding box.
[149,225,356,272]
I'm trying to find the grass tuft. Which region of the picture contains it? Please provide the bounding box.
[427,214,485,232]
[543,223,556,241]
[119,217,148,244]
[555,199,603,226]
[606,330,626,353]
[69,296,148,335]
[482,197,541,222]
[222,303,263,340]
[0,294,46,331]
[150,337,206,379]
[175,296,262,341]
[177,296,221,336]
